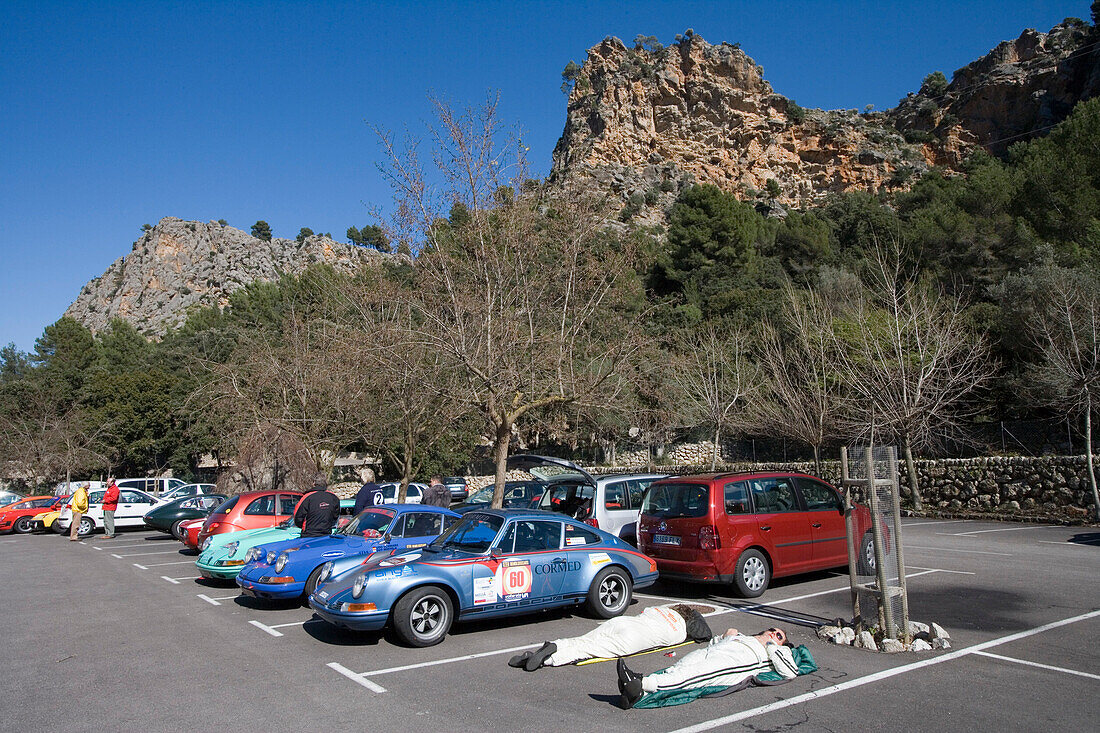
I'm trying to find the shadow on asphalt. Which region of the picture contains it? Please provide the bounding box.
[302,617,385,647]
[233,595,302,611]
[906,584,1034,632]
[194,576,236,589]
[1069,532,1100,546]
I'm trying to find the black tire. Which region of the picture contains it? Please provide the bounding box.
[392,586,453,647]
[733,548,770,598]
[857,532,876,575]
[586,566,633,618]
[77,517,95,537]
[14,517,34,534]
[171,519,188,541]
[52,520,65,534]
[302,565,324,604]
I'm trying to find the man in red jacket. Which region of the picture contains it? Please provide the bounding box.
[102,477,119,538]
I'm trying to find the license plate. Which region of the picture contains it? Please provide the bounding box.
[653,534,680,546]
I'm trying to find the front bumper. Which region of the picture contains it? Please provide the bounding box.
[236,574,305,600]
[195,558,245,579]
[308,595,389,631]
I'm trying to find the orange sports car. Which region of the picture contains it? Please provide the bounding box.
[0,496,63,534]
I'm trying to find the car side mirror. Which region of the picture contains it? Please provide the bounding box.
[382,533,392,543]
[490,547,503,558]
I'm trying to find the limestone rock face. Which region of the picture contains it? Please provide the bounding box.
[550,34,928,219]
[65,218,385,335]
[890,20,1100,163]
[552,21,1100,219]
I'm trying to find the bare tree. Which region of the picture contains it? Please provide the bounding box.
[1022,265,1100,520]
[226,423,315,494]
[756,284,843,475]
[669,323,763,469]
[836,243,995,511]
[378,95,644,507]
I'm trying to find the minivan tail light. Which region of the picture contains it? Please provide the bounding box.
[584,517,599,529]
[699,525,719,550]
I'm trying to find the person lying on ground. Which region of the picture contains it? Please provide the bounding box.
[508,604,713,671]
[617,626,810,709]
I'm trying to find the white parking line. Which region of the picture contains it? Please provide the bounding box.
[906,566,976,575]
[98,543,165,549]
[972,651,1100,680]
[133,563,147,570]
[901,519,973,528]
[906,545,1012,556]
[171,576,199,581]
[249,620,283,637]
[162,576,180,584]
[946,525,1060,536]
[144,560,195,567]
[328,662,388,692]
[1038,540,1100,548]
[197,594,238,606]
[113,550,184,557]
[667,609,1100,733]
[92,546,103,551]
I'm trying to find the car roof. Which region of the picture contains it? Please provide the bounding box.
[459,507,585,521]
[654,471,823,483]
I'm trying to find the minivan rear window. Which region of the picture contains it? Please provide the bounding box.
[641,483,710,519]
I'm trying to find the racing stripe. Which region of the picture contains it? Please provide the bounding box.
[650,660,770,690]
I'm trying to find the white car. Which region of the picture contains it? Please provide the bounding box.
[0,490,24,509]
[153,483,218,507]
[56,488,159,537]
[376,482,425,504]
[115,477,187,496]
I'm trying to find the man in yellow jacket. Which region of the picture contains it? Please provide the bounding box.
[69,483,89,541]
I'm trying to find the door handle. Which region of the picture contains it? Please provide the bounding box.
[760,525,771,531]
[812,522,822,528]
[553,557,566,564]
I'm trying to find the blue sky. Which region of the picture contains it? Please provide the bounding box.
[0,0,1084,352]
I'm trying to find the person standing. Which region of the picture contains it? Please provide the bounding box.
[69,482,89,541]
[422,476,451,508]
[101,477,119,538]
[353,468,384,514]
[294,473,341,538]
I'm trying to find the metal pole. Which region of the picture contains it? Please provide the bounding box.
[888,446,911,643]
[841,447,861,631]
[865,445,894,639]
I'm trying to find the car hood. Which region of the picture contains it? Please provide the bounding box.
[506,454,595,486]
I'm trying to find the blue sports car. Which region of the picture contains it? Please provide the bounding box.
[235,505,460,601]
[309,508,659,647]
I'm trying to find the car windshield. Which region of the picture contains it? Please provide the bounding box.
[466,482,541,507]
[640,482,710,519]
[342,508,396,536]
[210,495,239,516]
[431,513,504,552]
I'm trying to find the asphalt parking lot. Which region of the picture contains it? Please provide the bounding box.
[2,519,1097,732]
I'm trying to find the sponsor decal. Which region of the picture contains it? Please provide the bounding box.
[589,552,612,566]
[473,576,495,605]
[380,552,421,567]
[565,536,585,546]
[321,551,343,558]
[533,559,581,575]
[499,559,532,601]
[376,565,415,581]
[317,590,329,600]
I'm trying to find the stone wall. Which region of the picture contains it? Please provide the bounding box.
[461,454,1096,521]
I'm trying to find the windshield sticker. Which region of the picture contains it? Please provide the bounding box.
[474,576,495,605]
[589,552,612,567]
[499,559,532,601]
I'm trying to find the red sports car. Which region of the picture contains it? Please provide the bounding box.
[0,496,62,534]
[180,518,206,550]
[195,490,303,550]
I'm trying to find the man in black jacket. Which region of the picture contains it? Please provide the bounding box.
[294,473,341,538]
[353,468,384,514]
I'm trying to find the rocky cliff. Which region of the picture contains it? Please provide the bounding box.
[551,20,1100,219]
[65,218,384,335]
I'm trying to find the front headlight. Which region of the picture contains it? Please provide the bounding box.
[274,552,288,573]
[245,547,263,563]
[201,537,212,551]
[351,573,367,599]
[224,541,239,556]
[319,561,334,583]
[266,550,277,564]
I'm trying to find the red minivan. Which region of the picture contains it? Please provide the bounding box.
[196,490,303,549]
[637,472,876,597]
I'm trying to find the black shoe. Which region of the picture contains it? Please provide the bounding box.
[616,658,644,708]
[682,607,712,642]
[525,641,556,671]
[508,651,532,669]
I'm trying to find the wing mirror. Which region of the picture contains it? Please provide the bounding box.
[489,547,503,559]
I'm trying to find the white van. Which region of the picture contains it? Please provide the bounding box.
[56,487,159,537]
